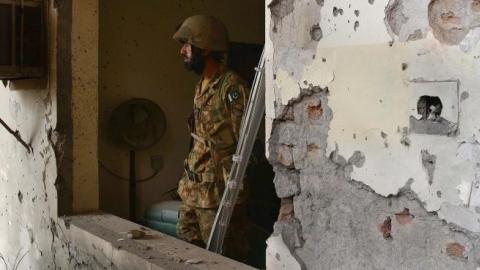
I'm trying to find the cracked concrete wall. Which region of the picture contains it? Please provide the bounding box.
[0,1,104,269]
[265,0,480,269]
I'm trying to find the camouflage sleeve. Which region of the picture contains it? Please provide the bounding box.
[223,82,250,141]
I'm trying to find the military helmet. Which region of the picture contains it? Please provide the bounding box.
[173,15,229,52]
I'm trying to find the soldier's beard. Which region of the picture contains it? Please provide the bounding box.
[184,48,205,75]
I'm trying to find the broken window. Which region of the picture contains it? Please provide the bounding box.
[0,0,45,80]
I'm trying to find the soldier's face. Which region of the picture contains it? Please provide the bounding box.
[180,43,193,63]
[180,43,205,75]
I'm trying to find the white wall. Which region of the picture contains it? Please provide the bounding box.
[266,0,480,233]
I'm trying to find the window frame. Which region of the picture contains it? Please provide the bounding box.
[0,0,46,80]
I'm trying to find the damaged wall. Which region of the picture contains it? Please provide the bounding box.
[0,1,104,268]
[266,0,480,269]
[98,0,264,220]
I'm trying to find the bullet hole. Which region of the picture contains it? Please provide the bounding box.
[460,91,469,101]
[400,128,411,147]
[310,24,323,41]
[473,0,480,12]
[18,191,23,203]
[369,0,375,4]
[348,151,366,167]
[307,143,320,152]
[436,190,442,198]
[407,29,424,41]
[379,99,383,103]
[354,21,360,31]
[353,133,357,139]
[275,253,281,260]
[395,208,414,225]
[322,57,326,62]
[273,74,277,80]
[354,10,360,17]
[333,7,344,16]
[446,243,466,259]
[333,7,339,16]
[315,0,324,7]
[28,228,35,244]
[421,150,436,185]
[306,101,323,120]
[381,131,388,139]
[401,63,408,70]
[380,216,392,239]
[312,54,316,59]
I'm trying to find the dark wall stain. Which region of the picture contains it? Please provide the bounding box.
[56,0,74,216]
[421,150,436,185]
[310,24,323,41]
[380,216,392,239]
[354,21,360,31]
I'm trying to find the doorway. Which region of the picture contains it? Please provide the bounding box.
[98,1,276,268]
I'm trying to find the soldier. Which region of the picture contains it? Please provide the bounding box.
[173,15,250,262]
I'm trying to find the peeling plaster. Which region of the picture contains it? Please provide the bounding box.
[276,69,301,105]
[266,87,480,268]
[385,0,430,42]
[266,0,480,267]
[266,235,302,270]
[428,0,480,46]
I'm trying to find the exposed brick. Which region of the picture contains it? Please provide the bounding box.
[395,208,414,225]
[446,242,466,259]
[306,101,323,120]
[380,216,392,239]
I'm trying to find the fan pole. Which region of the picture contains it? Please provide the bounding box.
[129,150,137,221]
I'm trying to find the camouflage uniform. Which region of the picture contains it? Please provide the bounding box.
[173,15,250,262]
[176,67,250,261]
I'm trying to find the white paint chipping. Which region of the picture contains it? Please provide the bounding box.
[276,69,301,105]
[266,235,302,270]
[268,0,480,232]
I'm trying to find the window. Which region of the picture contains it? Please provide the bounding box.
[0,0,45,80]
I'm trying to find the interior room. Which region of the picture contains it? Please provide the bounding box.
[98,0,275,267]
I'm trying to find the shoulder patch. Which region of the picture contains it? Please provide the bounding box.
[227,88,241,103]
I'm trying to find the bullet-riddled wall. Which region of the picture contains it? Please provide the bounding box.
[0,0,103,268]
[99,0,264,219]
[265,0,480,269]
